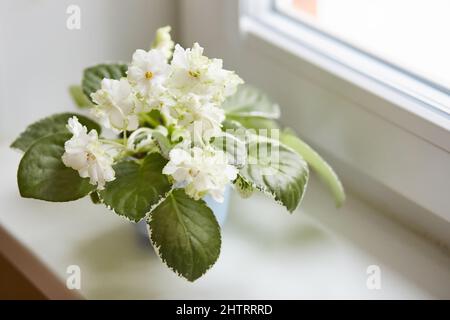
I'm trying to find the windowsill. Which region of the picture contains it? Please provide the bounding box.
[1,140,449,299]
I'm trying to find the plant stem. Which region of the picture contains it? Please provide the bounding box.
[99,139,125,148]
[123,130,127,146]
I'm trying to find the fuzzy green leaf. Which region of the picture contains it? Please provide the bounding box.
[211,132,247,168]
[280,129,345,207]
[11,113,101,152]
[82,63,128,102]
[148,189,221,281]
[17,133,94,201]
[98,153,171,222]
[222,119,245,130]
[89,192,101,204]
[69,85,93,108]
[226,115,279,130]
[239,137,309,212]
[223,85,280,119]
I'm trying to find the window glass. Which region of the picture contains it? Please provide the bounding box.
[276,0,450,92]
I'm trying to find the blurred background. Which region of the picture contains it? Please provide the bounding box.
[0,0,177,137]
[1,0,449,299]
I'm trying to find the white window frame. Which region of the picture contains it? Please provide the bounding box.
[177,0,450,244]
[272,0,450,118]
[242,0,450,148]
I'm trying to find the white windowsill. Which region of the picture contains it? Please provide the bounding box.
[1,141,449,299]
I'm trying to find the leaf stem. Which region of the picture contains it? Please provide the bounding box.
[99,139,125,148]
[123,130,128,146]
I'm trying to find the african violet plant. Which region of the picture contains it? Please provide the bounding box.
[12,26,344,281]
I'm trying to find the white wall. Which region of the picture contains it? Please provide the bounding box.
[0,0,177,138]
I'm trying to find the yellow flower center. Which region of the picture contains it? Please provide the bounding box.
[145,71,153,79]
[86,153,96,161]
[188,70,200,78]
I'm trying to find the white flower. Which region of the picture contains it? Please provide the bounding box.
[61,117,116,190]
[168,93,225,143]
[127,48,170,100]
[163,146,238,202]
[151,26,175,60]
[91,78,140,132]
[207,58,244,102]
[167,43,243,105]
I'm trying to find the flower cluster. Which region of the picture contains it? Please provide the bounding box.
[62,26,243,202]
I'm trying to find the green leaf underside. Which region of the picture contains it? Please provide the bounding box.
[82,63,128,102]
[223,85,280,119]
[99,153,171,222]
[11,113,101,152]
[18,133,94,201]
[280,130,345,207]
[239,139,309,213]
[148,189,221,282]
[69,85,93,108]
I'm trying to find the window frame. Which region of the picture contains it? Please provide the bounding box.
[177,0,450,244]
[273,0,450,114]
[244,0,450,149]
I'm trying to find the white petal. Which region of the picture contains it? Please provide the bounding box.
[62,152,87,170]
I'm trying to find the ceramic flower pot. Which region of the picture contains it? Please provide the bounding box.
[135,187,231,242]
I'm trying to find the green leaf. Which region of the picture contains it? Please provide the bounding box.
[69,85,93,108]
[280,129,345,207]
[148,189,221,281]
[89,192,101,204]
[17,133,94,201]
[234,174,254,199]
[239,136,309,212]
[152,131,173,159]
[222,119,244,130]
[11,113,101,152]
[223,85,280,119]
[211,132,247,167]
[98,153,172,222]
[139,109,164,128]
[226,115,279,130]
[82,63,128,102]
